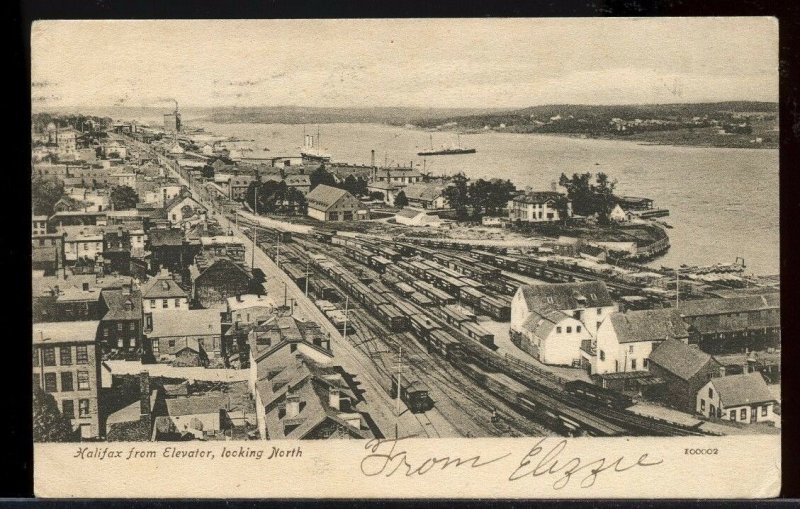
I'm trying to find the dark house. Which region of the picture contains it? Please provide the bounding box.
[189,258,254,309]
[99,285,144,360]
[102,227,132,275]
[148,228,199,275]
[647,338,724,413]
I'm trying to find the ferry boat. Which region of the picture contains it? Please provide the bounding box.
[418,134,476,156]
[300,130,332,163]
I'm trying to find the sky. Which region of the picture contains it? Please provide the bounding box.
[31,18,779,110]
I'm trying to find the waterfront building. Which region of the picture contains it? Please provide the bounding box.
[33,321,103,438]
[647,338,723,413]
[402,182,449,209]
[508,191,572,223]
[306,184,369,222]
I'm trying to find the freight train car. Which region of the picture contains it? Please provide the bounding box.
[564,380,634,410]
[391,375,432,413]
[428,329,462,360]
[460,321,495,348]
[377,303,410,332]
[410,292,434,308]
[311,228,336,243]
[479,295,512,321]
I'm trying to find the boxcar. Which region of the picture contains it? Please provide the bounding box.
[460,321,495,348]
[439,305,475,327]
[394,282,416,298]
[408,313,440,340]
[312,228,336,243]
[459,286,485,308]
[315,300,337,313]
[391,375,432,413]
[310,279,339,302]
[428,329,462,360]
[369,255,392,273]
[479,295,512,321]
[459,277,485,291]
[564,380,634,409]
[410,291,434,308]
[378,303,410,331]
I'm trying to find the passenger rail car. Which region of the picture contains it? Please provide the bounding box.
[564,380,634,410]
[391,375,432,413]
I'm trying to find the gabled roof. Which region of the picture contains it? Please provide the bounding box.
[520,308,571,338]
[518,281,614,312]
[711,373,775,408]
[285,175,311,186]
[678,294,780,317]
[141,272,189,299]
[306,184,353,211]
[648,338,720,381]
[608,308,690,344]
[402,183,446,202]
[100,288,143,321]
[395,208,425,219]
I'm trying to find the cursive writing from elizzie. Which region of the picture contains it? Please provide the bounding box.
[360,437,663,490]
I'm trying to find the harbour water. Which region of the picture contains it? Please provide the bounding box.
[190,120,779,276]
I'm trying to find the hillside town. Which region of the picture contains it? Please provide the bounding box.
[32,109,780,443]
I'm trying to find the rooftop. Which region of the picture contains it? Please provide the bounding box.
[648,338,720,382]
[148,309,222,338]
[608,308,690,344]
[711,373,776,408]
[140,272,189,300]
[33,321,100,344]
[512,191,566,204]
[165,392,229,417]
[678,294,779,317]
[518,281,614,312]
[227,294,275,312]
[306,184,352,210]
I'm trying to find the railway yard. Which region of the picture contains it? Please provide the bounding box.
[228,213,715,438]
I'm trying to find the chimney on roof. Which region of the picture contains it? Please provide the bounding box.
[295,354,305,368]
[328,387,341,411]
[286,393,301,418]
[551,181,558,192]
[718,366,726,378]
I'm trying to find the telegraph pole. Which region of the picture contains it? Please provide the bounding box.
[675,268,680,308]
[395,346,403,439]
[251,187,258,270]
[342,296,349,341]
[276,234,281,268]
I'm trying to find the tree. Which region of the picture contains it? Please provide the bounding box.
[31,176,65,216]
[309,165,336,190]
[201,164,215,179]
[355,177,369,197]
[286,188,307,214]
[110,185,139,210]
[485,179,516,215]
[444,173,469,220]
[369,191,385,202]
[395,190,409,208]
[33,385,75,442]
[558,172,617,224]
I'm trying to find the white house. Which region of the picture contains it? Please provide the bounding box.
[508,191,572,223]
[402,182,449,210]
[141,270,190,330]
[509,282,615,365]
[590,308,689,375]
[609,204,627,222]
[696,373,777,424]
[164,193,207,226]
[61,225,104,262]
[226,294,275,327]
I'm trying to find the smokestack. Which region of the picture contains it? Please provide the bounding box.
[371,150,375,168]
[551,181,558,192]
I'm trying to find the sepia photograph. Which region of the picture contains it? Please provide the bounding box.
[31,17,781,498]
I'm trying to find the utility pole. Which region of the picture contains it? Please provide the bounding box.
[276,234,281,268]
[283,281,288,308]
[675,268,680,308]
[341,296,349,342]
[395,346,403,439]
[251,186,258,270]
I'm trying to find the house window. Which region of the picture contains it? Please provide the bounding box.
[44,373,58,392]
[708,388,714,398]
[556,326,562,334]
[42,347,56,366]
[117,338,124,348]
[162,299,169,309]
[761,406,768,417]
[700,399,705,411]
[168,340,175,348]
[739,408,747,420]
[61,372,74,392]
[643,358,649,368]
[131,337,136,347]
[597,308,602,314]
[576,326,581,333]
[33,373,41,389]
[78,399,90,417]
[33,348,40,367]
[150,299,156,308]
[599,350,605,361]
[129,322,136,331]
[59,347,72,366]
[152,339,159,355]
[62,400,75,418]
[117,323,123,332]
[103,327,109,338]
[566,326,572,333]
[175,298,181,307]
[290,343,297,353]
[77,371,90,391]
[76,346,88,364]
[729,411,736,421]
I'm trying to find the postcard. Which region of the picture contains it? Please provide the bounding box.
[31,17,781,498]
